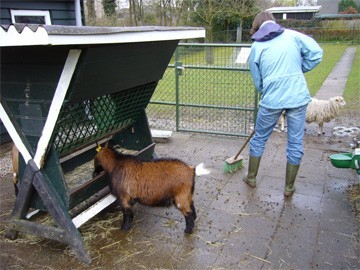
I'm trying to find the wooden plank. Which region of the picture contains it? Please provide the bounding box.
[13,219,68,243]
[72,194,116,228]
[34,49,81,169]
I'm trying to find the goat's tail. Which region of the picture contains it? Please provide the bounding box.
[195,163,211,176]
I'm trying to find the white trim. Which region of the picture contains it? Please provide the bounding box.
[33,49,81,169]
[72,194,116,228]
[75,0,82,26]
[0,104,32,163]
[10,10,52,25]
[0,25,205,47]
[49,29,206,46]
[266,6,321,13]
[0,26,49,47]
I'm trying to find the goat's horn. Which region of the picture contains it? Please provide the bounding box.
[96,142,102,152]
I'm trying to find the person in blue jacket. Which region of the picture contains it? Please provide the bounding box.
[243,11,323,196]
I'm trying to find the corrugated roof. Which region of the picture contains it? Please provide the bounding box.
[0,24,205,47]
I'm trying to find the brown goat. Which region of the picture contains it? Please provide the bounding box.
[93,147,210,234]
[12,145,19,196]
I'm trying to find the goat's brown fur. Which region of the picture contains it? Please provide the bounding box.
[94,147,197,233]
[12,145,19,196]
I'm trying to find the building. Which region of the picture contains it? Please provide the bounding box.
[266,6,322,20]
[0,0,85,144]
[0,0,84,26]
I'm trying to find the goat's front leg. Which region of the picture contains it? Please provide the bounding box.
[92,158,103,177]
[119,194,134,231]
[121,207,134,231]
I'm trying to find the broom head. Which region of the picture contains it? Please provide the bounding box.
[224,155,244,174]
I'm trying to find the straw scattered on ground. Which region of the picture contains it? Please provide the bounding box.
[347,183,360,222]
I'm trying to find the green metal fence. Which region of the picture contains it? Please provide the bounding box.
[146,43,257,137]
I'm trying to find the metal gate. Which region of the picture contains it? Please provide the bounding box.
[147,43,258,137]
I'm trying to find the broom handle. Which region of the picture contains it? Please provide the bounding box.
[234,130,255,159]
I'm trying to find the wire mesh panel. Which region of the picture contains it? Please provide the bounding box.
[147,68,177,129]
[54,82,157,157]
[147,44,257,137]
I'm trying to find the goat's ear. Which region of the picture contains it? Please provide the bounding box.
[107,139,116,148]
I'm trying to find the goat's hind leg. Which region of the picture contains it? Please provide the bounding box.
[183,201,197,234]
[175,193,196,234]
[190,201,197,220]
[180,201,196,234]
[184,212,195,234]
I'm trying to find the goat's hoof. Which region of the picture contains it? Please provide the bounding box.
[184,228,194,234]
[121,224,132,231]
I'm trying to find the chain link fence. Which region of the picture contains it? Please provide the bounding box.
[147,43,258,137]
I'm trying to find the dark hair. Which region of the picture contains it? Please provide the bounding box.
[250,11,275,35]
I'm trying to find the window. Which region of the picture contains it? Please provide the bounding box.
[11,10,51,25]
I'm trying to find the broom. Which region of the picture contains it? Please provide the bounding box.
[224,130,255,173]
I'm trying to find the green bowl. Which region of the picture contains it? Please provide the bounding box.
[330,153,352,168]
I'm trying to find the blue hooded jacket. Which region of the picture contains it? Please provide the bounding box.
[249,21,323,109]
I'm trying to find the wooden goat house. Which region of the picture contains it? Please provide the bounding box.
[93,147,210,234]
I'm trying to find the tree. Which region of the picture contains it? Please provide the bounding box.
[339,0,359,13]
[103,0,117,17]
[129,0,144,26]
[86,0,96,23]
[191,0,259,63]
[216,0,259,42]
[340,6,359,13]
[192,0,259,42]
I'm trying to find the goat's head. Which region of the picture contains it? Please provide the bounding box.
[93,146,117,176]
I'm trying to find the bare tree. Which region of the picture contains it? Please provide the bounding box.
[218,0,259,42]
[154,0,192,26]
[193,0,259,42]
[128,0,145,25]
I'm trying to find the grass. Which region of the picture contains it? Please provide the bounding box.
[153,44,355,106]
[342,45,360,111]
[305,43,349,96]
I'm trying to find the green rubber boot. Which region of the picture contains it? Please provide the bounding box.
[243,156,261,188]
[284,163,300,197]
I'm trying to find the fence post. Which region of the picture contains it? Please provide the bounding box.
[175,48,180,131]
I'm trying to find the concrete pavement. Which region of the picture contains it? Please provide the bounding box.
[152,128,360,269]
[315,47,356,100]
[0,47,358,269]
